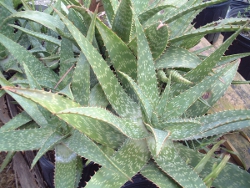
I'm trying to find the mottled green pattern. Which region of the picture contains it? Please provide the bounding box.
[0,34,58,88]
[112,0,132,43]
[4,10,65,32]
[163,63,235,119]
[133,10,158,106]
[146,128,169,156]
[56,10,139,118]
[129,22,169,60]
[131,0,150,14]
[155,141,206,188]
[72,53,90,105]
[118,71,152,123]
[58,107,149,141]
[9,24,61,46]
[177,143,250,188]
[96,19,137,79]
[64,130,127,177]
[31,131,66,168]
[186,62,238,117]
[0,128,53,151]
[0,112,31,133]
[86,139,150,188]
[155,46,201,69]
[55,144,77,188]
[141,161,180,188]
[89,83,109,107]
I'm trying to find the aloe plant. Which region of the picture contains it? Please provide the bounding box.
[1,0,250,187]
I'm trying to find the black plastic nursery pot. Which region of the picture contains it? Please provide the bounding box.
[192,0,231,43]
[223,1,250,80]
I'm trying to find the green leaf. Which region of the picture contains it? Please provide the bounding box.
[159,119,202,140]
[58,83,74,100]
[102,0,117,24]
[118,71,153,123]
[146,128,170,157]
[8,24,61,46]
[56,9,139,118]
[155,140,206,188]
[54,144,77,188]
[155,46,201,69]
[133,9,158,107]
[194,140,225,174]
[196,110,250,138]
[64,130,129,179]
[217,53,250,67]
[3,87,81,113]
[0,151,15,173]
[57,107,149,143]
[141,161,180,188]
[3,10,65,31]
[86,139,150,188]
[129,22,169,60]
[0,112,32,133]
[131,0,151,14]
[72,53,90,105]
[162,62,236,119]
[112,0,132,43]
[0,78,50,128]
[23,63,42,89]
[185,62,239,117]
[0,128,53,151]
[0,34,58,88]
[31,131,67,169]
[186,28,243,84]
[96,19,137,80]
[89,83,109,107]
[138,5,173,24]
[177,143,250,188]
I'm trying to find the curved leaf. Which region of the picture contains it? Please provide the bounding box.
[57,107,149,141]
[55,9,139,118]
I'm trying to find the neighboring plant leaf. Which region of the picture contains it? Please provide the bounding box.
[58,83,74,100]
[217,53,250,67]
[102,0,116,24]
